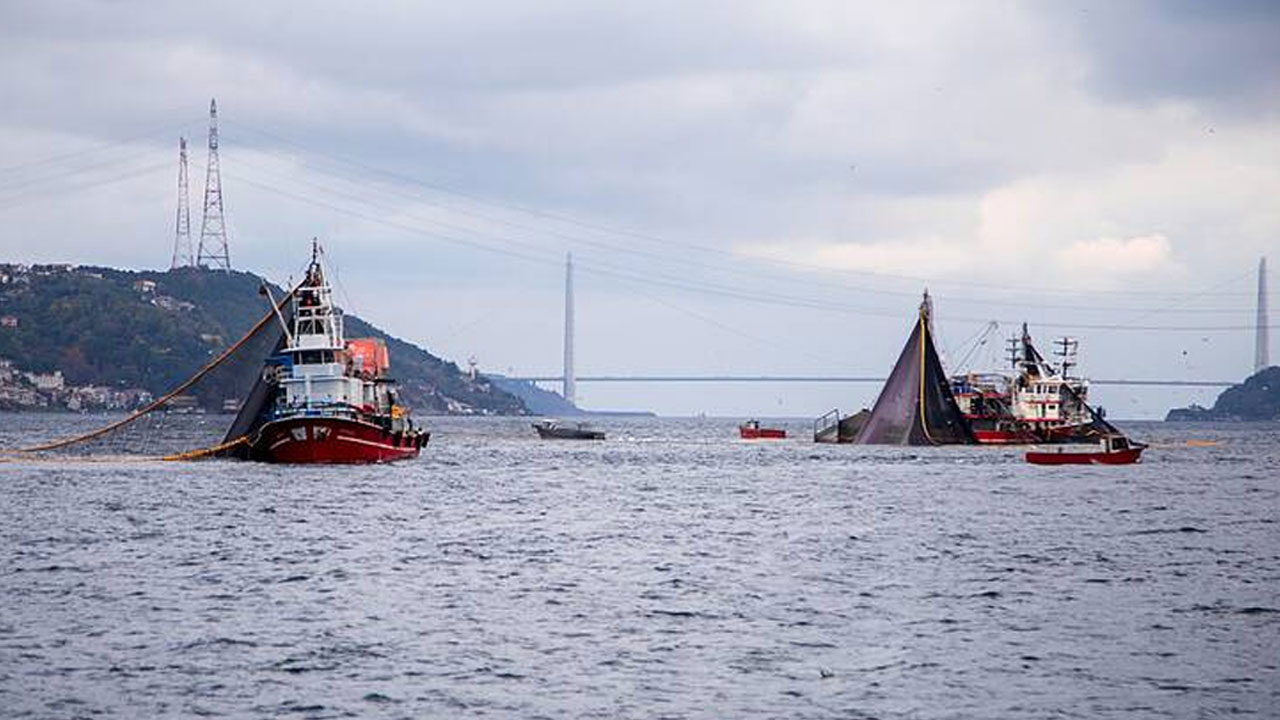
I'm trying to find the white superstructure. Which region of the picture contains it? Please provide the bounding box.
[274,243,393,419]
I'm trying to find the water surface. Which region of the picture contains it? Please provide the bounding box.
[1,415,1276,717]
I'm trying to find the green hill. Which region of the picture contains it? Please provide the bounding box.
[0,263,526,415]
[1165,366,1280,422]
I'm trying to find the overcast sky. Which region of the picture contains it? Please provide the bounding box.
[1,1,1277,418]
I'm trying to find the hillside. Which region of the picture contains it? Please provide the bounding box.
[1165,366,1280,421]
[0,263,526,415]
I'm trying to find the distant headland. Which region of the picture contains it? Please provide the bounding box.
[1165,366,1280,422]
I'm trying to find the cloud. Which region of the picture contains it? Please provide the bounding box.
[1056,234,1177,276]
[0,1,1276,416]
[1048,1,1280,111]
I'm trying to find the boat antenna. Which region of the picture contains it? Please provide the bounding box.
[1054,336,1079,378]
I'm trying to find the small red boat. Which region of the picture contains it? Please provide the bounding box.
[740,419,786,440]
[1025,435,1145,465]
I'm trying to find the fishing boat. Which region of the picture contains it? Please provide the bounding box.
[236,242,428,463]
[532,419,605,440]
[740,419,786,439]
[950,326,1095,445]
[1025,435,1146,465]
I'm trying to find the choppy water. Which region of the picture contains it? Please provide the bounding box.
[1,414,1277,718]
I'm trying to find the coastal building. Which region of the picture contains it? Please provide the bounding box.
[25,370,64,391]
[152,295,195,312]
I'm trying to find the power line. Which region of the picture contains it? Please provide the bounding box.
[0,142,174,198]
[224,166,1280,334]
[0,159,171,211]
[217,149,1259,327]
[224,119,1254,300]
[0,115,204,177]
[222,151,1258,318]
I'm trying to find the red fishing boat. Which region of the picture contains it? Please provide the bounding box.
[1025,435,1145,465]
[241,242,428,463]
[739,419,786,440]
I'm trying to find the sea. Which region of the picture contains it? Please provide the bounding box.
[0,414,1276,719]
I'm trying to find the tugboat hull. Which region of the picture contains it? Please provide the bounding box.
[252,416,425,464]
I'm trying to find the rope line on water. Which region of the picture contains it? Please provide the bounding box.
[1,285,297,456]
[161,435,250,462]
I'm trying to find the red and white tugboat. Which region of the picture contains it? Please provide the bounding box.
[247,243,427,463]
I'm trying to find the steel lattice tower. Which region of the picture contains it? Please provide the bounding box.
[196,98,231,271]
[1257,256,1270,373]
[169,137,194,269]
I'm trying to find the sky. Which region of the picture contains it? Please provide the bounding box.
[1,1,1277,418]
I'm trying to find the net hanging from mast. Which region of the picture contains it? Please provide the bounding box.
[854,294,977,446]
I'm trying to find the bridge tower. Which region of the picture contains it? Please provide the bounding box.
[196,98,231,271]
[563,252,576,405]
[1257,256,1270,373]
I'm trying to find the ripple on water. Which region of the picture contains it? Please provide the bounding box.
[0,416,1277,717]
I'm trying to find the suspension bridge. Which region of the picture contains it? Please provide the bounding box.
[505,255,1268,398]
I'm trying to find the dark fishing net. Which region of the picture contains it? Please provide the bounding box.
[855,304,976,446]
[216,302,295,459]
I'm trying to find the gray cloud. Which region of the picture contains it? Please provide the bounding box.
[0,1,1276,417]
[1050,1,1280,111]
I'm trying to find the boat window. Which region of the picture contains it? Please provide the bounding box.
[296,350,334,364]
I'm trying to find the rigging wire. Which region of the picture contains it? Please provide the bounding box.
[952,321,1002,373]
